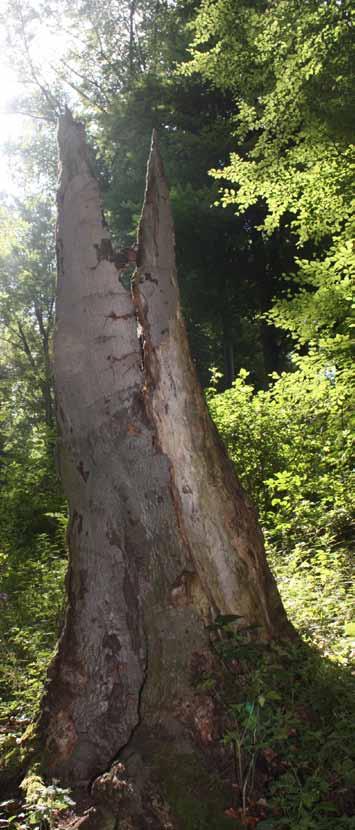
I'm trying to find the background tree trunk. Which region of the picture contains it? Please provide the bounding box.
[38,111,292,825]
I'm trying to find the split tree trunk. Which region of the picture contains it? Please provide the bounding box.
[39,111,292,825]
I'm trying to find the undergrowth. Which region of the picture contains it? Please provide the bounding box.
[204,363,355,827]
[0,532,66,723]
[202,617,355,829]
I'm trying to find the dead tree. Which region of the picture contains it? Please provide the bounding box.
[38,110,292,828]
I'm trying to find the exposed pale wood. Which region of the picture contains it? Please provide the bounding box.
[39,112,292,802]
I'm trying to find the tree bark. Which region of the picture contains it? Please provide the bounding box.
[223,327,235,387]
[38,111,293,825]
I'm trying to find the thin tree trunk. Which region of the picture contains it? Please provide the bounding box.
[128,0,136,77]
[38,112,293,826]
[223,329,235,387]
[35,306,54,428]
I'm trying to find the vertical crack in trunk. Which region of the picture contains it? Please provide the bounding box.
[38,113,293,795]
[39,110,148,783]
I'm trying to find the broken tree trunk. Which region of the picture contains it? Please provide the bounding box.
[38,111,293,826]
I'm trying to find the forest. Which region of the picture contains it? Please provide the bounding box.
[0,0,354,828]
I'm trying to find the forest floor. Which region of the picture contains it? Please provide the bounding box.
[0,544,354,830]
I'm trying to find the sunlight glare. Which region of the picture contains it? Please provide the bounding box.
[0,21,69,195]
[0,59,27,194]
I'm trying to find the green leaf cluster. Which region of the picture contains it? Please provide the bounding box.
[1,771,74,829]
[208,360,354,660]
[0,135,67,728]
[208,623,355,828]
[185,0,355,373]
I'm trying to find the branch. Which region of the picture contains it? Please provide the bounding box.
[1,110,56,123]
[51,58,110,106]
[88,18,112,65]
[133,24,146,73]
[16,2,62,116]
[47,296,55,325]
[34,304,47,343]
[16,320,36,369]
[1,322,24,344]
[0,335,24,351]
[129,0,136,77]
[53,70,108,114]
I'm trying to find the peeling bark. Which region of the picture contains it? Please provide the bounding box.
[39,111,293,823]
[133,131,290,635]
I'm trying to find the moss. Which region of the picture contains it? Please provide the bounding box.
[0,743,27,790]
[0,722,39,791]
[152,749,231,830]
[21,766,45,800]
[20,721,38,747]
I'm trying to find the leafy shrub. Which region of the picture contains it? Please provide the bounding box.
[206,618,355,829]
[0,532,66,722]
[208,362,353,544]
[208,360,354,662]
[1,772,74,829]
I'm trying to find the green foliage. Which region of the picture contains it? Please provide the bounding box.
[204,345,355,829]
[208,362,353,539]
[0,135,67,729]
[185,0,355,377]
[0,190,56,430]
[208,620,355,828]
[0,771,74,829]
[0,407,66,722]
[208,363,354,660]
[0,535,66,721]
[20,773,74,829]
[186,0,354,230]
